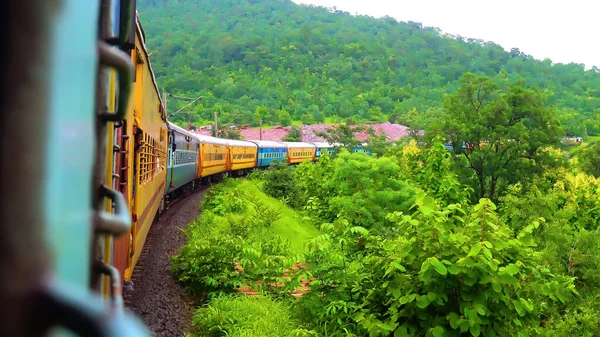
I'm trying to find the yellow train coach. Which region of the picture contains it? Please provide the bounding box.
[285,142,316,164]
[196,135,229,180]
[103,12,168,291]
[227,140,258,175]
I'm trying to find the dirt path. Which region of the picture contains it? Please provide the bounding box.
[125,187,208,337]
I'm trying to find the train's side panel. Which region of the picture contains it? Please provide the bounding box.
[312,142,333,159]
[288,148,315,164]
[197,136,228,178]
[285,142,317,164]
[229,141,258,171]
[125,19,168,281]
[168,127,199,191]
[257,147,287,167]
[353,146,372,156]
[164,129,174,195]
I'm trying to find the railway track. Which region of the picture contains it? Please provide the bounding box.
[124,186,209,337]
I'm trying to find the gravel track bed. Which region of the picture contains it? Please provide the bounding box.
[125,187,208,336]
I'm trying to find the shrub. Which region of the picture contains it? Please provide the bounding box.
[190,294,318,337]
[201,179,246,215]
[300,195,576,336]
[262,161,300,206]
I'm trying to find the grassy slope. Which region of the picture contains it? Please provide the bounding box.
[236,179,321,254]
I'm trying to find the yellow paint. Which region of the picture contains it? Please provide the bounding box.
[229,145,258,171]
[288,147,316,164]
[124,24,168,280]
[198,143,228,177]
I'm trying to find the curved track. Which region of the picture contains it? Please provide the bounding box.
[125,186,208,336]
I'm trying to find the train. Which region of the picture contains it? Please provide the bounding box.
[3,1,370,335]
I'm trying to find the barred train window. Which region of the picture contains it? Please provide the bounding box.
[139,132,167,185]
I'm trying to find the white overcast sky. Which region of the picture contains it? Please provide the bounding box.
[291,0,599,69]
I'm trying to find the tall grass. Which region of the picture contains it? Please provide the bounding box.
[235,179,321,254]
[190,294,318,337]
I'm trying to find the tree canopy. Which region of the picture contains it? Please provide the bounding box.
[138,0,600,132]
[428,73,563,200]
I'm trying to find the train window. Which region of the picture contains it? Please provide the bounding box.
[138,131,167,185]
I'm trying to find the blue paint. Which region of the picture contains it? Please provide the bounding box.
[315,147,334,158]
[353,146,372,156]
[257,147,287,167]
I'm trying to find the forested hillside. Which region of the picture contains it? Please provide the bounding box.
[138,0,600,135]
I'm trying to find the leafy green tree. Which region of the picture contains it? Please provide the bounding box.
[315,120,362,152]
[578,141,600,177]
[278,110,292,127]
[283,126,302,142]
[138,0,600,126]
[398,139,473,205]
[428,73,563,200]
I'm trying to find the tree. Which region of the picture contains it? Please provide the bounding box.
[579,141,600,177]
[315,120,362,152]
[283,126,302,142]
[278,110,292,127]
[429,73,562,200]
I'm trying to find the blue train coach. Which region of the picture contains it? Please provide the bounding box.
[312,142,334,159]
[248,140,287,167]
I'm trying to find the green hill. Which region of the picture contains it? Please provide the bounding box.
[138,0,600,135]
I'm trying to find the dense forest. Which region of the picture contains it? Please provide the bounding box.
[138,0,600,135]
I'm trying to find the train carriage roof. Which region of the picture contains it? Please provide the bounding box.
[311,142,333,148]
[193,134,230,146]
[168,121,199,141]
[135,12,165,116]
[246,140,286,149]
[226,139,258,148]
[282,142,317,149]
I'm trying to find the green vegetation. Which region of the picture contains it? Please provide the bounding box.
[139,0,600,134]
[190,294,316,337]
[152,1,600,335]
[172,178,319,299]
[169,72,600,337]
[426,73,563,201]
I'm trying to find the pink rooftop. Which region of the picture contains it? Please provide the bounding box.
[191,122,416,142]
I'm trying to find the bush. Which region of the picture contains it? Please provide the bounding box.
[262,161,301,206]
[173,180,300,299]
[299,196,576,336]
[190,294,318,337]
[201,178,247,215]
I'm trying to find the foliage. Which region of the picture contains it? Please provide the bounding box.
[398,139,472,205]
[500,172,600,290]
[139,0,600,129]
[315,121,363,152]
[428,73,563,200]
[214,127,243,139]
[262,160,301,206]
[201,178,247,214]
[364,130,390,157]
[299,195,576,337]
[172,179,318,298]
[283,126,302,142]
[326,151,415,230]
[190,294,318,337]
[578,141,600,177]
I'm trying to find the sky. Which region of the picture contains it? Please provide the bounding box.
[291,0,599,69]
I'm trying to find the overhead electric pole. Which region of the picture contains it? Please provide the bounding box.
[213,111,218,137]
